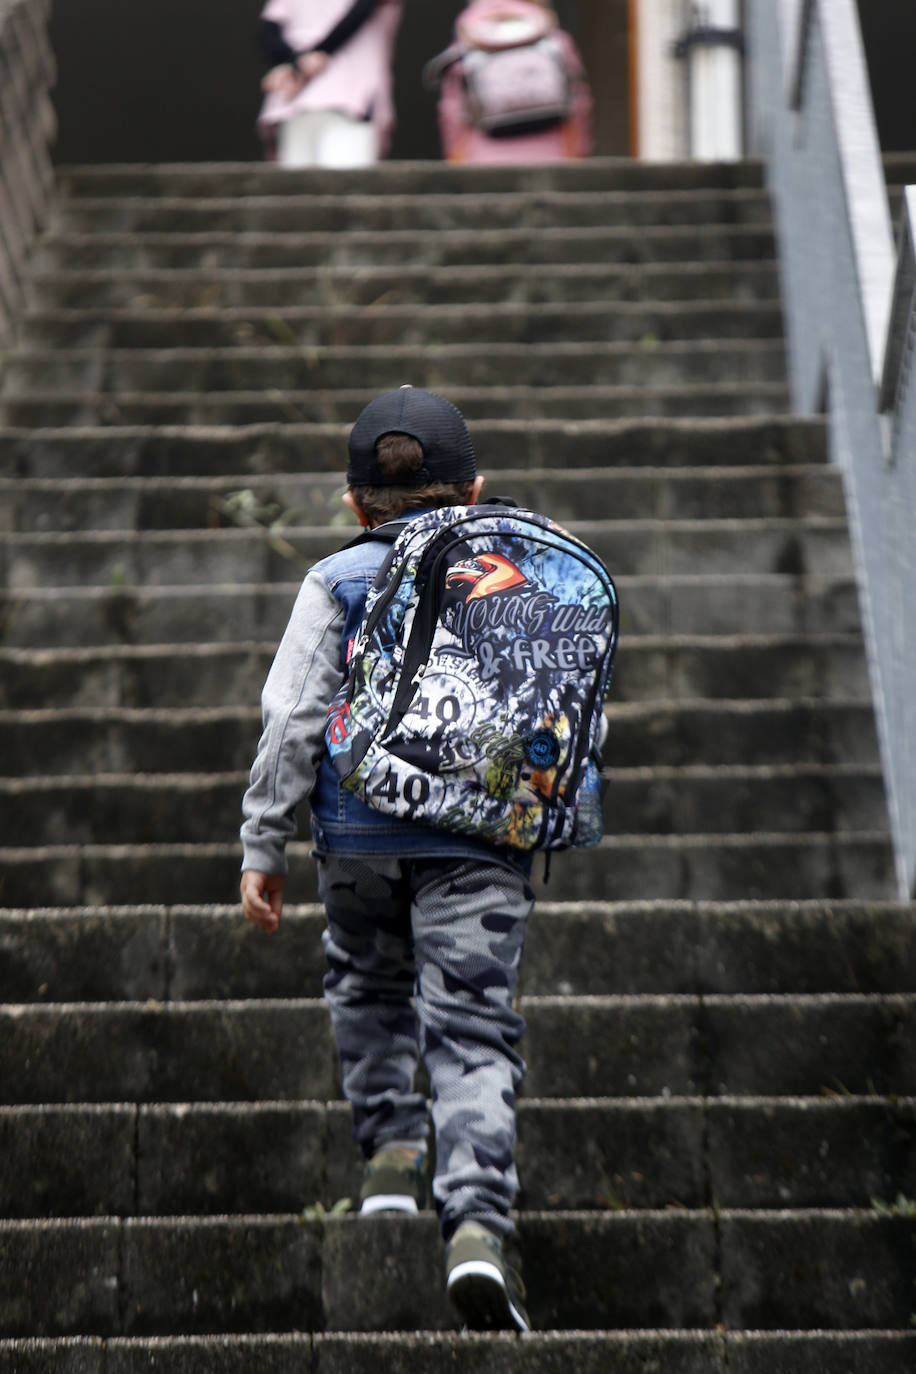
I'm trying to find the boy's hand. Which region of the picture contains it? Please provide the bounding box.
[241,870,285,933]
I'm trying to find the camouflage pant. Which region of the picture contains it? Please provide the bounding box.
[316,852,534,1241]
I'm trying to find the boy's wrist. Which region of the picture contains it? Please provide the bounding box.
[241,846,288,877]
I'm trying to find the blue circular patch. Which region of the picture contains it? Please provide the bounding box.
[525,731,561,768]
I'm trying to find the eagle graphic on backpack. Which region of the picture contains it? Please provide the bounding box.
[325,505,619,853]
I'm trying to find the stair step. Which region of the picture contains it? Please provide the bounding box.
[3,992,913,1104]
[0,763,888,845]
[4,900,915,1003]
[25,260,782,311]
[0,833,896,907]
[56,158,769,198]
[0,383,794,426]
[0,700,879,774]
[2,1330,915,1374]
[15,300,785,350]
[0,465,845,532]
[0,416,827,480]
[0,635,869,709]
[0,340,788,396]
[1,145,909,1356]
[51,189,775,237]
[30,224,777,275]
[605,700,880,766]
[0,1210,911,1335]
[0,517,852,590]
[602,764,886,834]
[0,573,864,649]
[1,1096,913,1219]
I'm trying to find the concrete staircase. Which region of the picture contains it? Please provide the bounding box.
[1,158,915,1370]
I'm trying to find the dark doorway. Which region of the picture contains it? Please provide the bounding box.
[49,0,630,164]
[856,0,916,153]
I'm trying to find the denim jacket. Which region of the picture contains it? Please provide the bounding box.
[241,515,521,874]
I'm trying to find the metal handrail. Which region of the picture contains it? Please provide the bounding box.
[0,0,55,346]
[880,188,916,419]
[746,0,916,898]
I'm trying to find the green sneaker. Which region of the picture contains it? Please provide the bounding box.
[359,1144,427,1215]
[444,1221,531,1332]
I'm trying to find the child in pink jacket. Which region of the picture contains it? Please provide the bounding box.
[258,0,402,167]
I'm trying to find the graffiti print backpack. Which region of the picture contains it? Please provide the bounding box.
[324,504,619,853]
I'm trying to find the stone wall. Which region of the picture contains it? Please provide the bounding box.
[0,0,55,346]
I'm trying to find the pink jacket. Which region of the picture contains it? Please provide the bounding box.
[435,2,593,163]
[259,0,403,155]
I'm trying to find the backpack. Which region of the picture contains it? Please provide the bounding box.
[423,1,574,139]
[324,504,619,853]
[460,36,573,136]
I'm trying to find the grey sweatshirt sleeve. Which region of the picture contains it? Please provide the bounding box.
[240,569,345,875]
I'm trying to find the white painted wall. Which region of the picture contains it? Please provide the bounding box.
[634,0,690,160]
[634,0,744,161]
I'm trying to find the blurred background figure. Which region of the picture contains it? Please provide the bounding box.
[424,0,592,164]
[258,0,403,168]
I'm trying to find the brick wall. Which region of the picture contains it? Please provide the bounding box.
[0,0,55,345]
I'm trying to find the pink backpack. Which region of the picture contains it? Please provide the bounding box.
[425,2,573,137]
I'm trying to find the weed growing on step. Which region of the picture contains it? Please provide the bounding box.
[594,1168,626,1211]
[217,488,309,565]
[871,1193,916,1219]
[104,566,137,642]
[300,1197,353,1224]
[821,1079,855,1098]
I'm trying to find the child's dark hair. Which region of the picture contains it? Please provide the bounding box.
[348,433,476,524]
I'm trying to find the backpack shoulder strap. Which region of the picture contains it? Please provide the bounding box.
[422,42,467,91]
[339,518,410,552]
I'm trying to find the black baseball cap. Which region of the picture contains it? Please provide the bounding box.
[347,386,476,486]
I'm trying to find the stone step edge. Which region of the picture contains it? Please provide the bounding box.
[18,298,782,322]
[4,340,787,362]
[0,381,791,403]
[3,336,785,354]
[1,1332,915,1374]
[0,413,824,433]
[54,155,766,175]
[0,1204,905,1227]
[35,223,775,247]
[4,992,913,1012]
[2,1092,911,1113]
[0,415,823,442]
[0,514,852,543]
[53,189,773,209]
[2,897,911,919]
[0,1329,912,1354]
[0,763,886,792]
[25,256,781,279]
[0,695,876,722]
[0,632,864,661]
[0,464,839,489]
[0,632,861,659]
[0,572,856,595]
[0,833,891,859]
